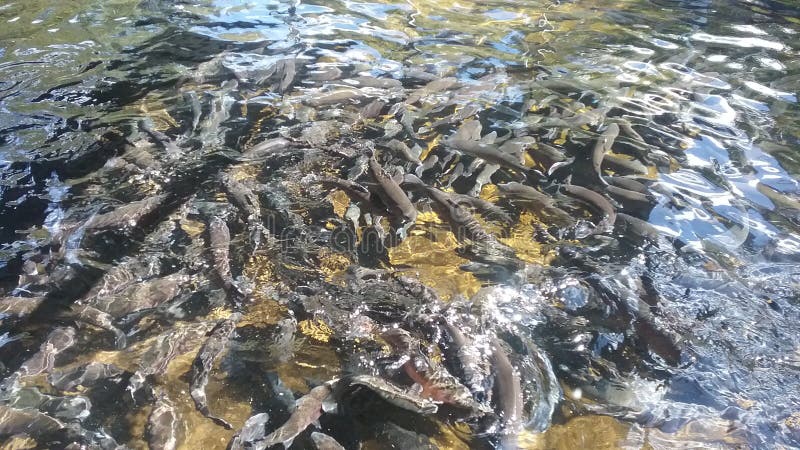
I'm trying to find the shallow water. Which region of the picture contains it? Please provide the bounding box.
[1,0,799,448]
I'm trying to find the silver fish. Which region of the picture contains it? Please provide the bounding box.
[241,138,292,160]
[69,304,127,349]
[208,216,237,294]
[89,273,188,318]
[592,123,619,181]
[490,337,523,446]
[0,405,64,437]
[346,375,437,415]
[229,412,269,450]
[304,89,367,107]
[255,383,332,449]
[310,431,345,450]
[84,194,167,231]
[405,77,458,105]
[49,362,125,392]
[0,296,44,320]
[147,391,182,450]
[17,327,76,377]
[190,316,238,429]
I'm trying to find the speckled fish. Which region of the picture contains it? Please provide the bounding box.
[208,216,238,295]
[605,176,650,194]
[489,337,523,447]
[254,383,332,449]
[229,412,269,450]
[0,296,44,321]
[220,172,263,249]
[405,77,458,105]
[368,155,417,222]
[138,120,181,157]
[69,304,127,349]
[304,88,367,107]
[190,316,238,429]
[317,177,381,213]
[48,362,125,392]
[17,327,76,377]
[84,194,168,231]
[310,431,345,450]
[345,375,438,415]
[147,391,182,450]
[439,319,492,403]
[562,184,617,233]
[241,137,291,160]
[382,329,489,415]
[381,139,421,165]
[89,272,189,318]
[128,322,213,395]
[592,123,619,181]
[0,405,64,437]
[347,75,402,89]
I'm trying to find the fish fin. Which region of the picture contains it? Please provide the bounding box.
[321,398,338,414]
[282,437,294,449]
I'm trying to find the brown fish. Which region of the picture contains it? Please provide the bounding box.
[562,184,617,233]
[49,362,125,392]
[241,138,291,160]
[0,405,64,437]
[346,375,438,415]
[89,273,188,318]
[69,304,127,349]
[368,155,417,222]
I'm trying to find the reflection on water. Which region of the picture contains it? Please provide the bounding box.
[0,0,799,448]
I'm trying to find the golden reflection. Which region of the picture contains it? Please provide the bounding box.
[298,319,334,343]
[0,435,37,450]
[329,189,351,218]
[180,218,205,237]
[528,415,630,450]
[500,211,554,264]
[317,248,352,282]
[388,232,481,300]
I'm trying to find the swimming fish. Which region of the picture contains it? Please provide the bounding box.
[254,383,333,449]
[189,316,237,429]
[562,184,617,233]
[84,194,168,231]
[592,123,619,182]
[368,154,417,222]
[310,432,346,450]
[147,391,182,450]
[229,412,269,450]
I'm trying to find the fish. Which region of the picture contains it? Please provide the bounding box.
[254,383,332,449]
[138,120,181,157]
[89,273,189,318]
[616,213,662,241]
[381,139,421,165]
[345,375,438,415]
[84,194,168,231]
[606,185,654,211]
[0,296,44,320]
[489,337,523,447]
[604,175,650,194]
[229,412,269,450]
[561,184,617,233]
[69,304,127,349]
[439,319,492,402]
[405,77,458,105]
[360,99,386,119]
[310,431,346,450]
[220,172,264,249]
[496,182,555,209]
[0,405,64,437]
[241,138,292,160]
[347,76,402,89]
[368,155,417,222]
[449,192,513,224]
[447,121,538,180]
[592,123,619,182]
[189,316,238,429]
[602,153,649,175]
[208,217,238,296]
[17,327,76,378]
[128,322,213,395]
[184,90,202,132]
[48,362,125,392]
[304,89,367,107]
[147,391,182,450]
[382,329,489,416]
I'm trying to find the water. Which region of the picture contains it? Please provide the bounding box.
[0,0,799,448]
